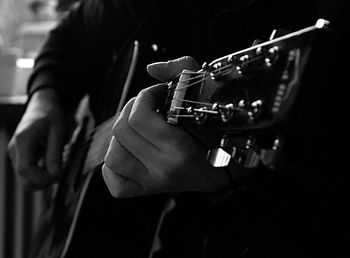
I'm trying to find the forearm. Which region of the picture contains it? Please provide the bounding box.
[27,0,118,113]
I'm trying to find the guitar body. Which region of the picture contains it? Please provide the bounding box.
[29,108,95,258]
[28,19,334,258]
[164,20,333,169]
[29,41,169,258]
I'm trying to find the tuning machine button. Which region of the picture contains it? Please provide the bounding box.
[231,137,260,168]
[248,100,263,121]
[235,54,250,74]
[207,135,261,169]
[207,148,232,167]
[265,46,279,66]
[212,103,236,122]
[209,58,236,79]
[229,99,263,122]
[260,136,286,169]
[193,107,208,124]
[207,134,231,167]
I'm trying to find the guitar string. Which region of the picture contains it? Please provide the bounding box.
[62,55,263,154]
[64,26,299,155]
[62,72,208,154]
[171,97,214,106]
[170,55,264,92]
[171,56,249,88]
[166,55,265,111]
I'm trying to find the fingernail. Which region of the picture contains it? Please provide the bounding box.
[146,61,165,71]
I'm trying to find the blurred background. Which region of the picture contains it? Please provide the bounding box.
[0,0,344,258]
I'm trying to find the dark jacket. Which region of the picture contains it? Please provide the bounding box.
[26,0,349,257]
[28,0,316,118]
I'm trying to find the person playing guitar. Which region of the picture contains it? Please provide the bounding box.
[7,0,349,257]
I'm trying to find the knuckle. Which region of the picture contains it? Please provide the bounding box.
[127,113,142,131]
[112,98,136,135]
[112,117,128,138]
[101,164,121,198]
[128,99,145,131]
[111,121,120,136]
[137,88,148,98]
[183,56,199,69]
[112,117,122,133]
[103,138,120,169]
[183,55,193,62]
[103,152,114,169]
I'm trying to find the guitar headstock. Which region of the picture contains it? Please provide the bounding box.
[164,19,331,169]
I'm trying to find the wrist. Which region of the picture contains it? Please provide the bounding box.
[28,88,61,109]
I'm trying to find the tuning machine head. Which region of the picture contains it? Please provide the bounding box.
[264,46,280,66]
[260,136,287,170]
[207,133,287,170]
[235,54,250,74]
[207,134,260,168]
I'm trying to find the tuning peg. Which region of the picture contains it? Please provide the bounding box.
[252,39,264,55]
[231,147,260,168]
[260,136,287,169]
[269,28,290,40]
[231,137,260,168]
[248,100,263,120]
[207,148,232,167]
[252,39,263,46]
[207,134,231,167]
[235,54,250,74]
[207,135,261,169]
[212,103,235,122]
[193,107,208,124]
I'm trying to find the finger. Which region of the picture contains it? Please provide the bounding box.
[104,136,150,185]
[7,137,19,171]
[102,164,144,198]
[18,166,53,191]
[112,98,162,168]
[8,133,52,189]
[128,84,191,151]
[45,121,65,180]
[146,56,201,82]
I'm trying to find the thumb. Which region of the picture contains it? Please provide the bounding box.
[147,56,201,82]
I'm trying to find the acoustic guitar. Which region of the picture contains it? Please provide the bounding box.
[28,18,332,258]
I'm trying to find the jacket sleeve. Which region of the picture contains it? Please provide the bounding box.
[27,0,139,113]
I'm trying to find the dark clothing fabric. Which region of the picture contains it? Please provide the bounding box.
[28,0,316,118]
[26,0,349,257]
